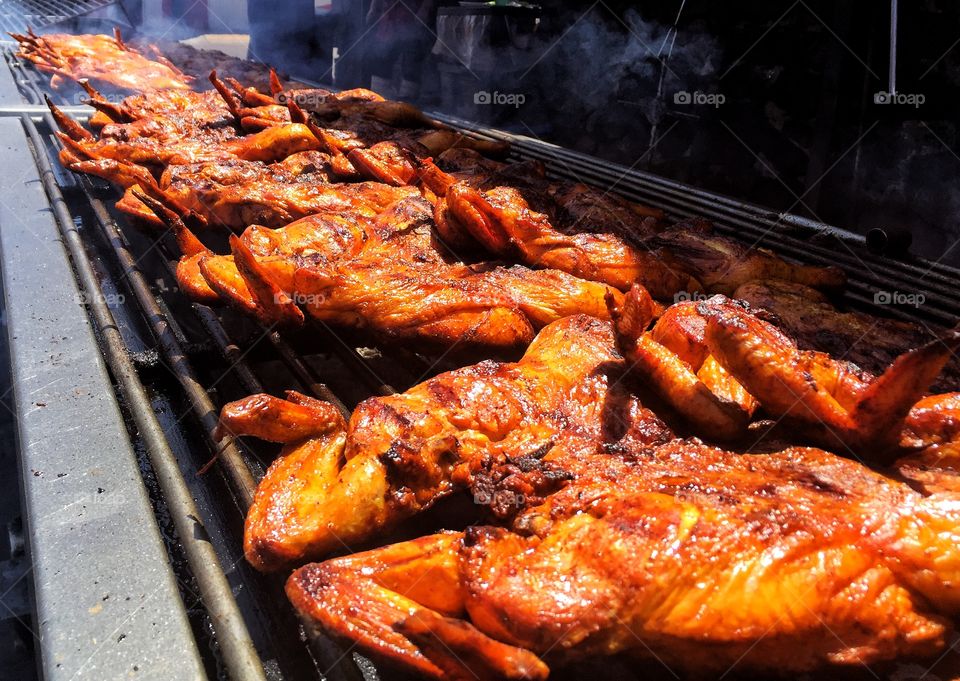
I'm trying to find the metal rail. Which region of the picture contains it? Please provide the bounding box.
[35,107,386,679]
[22,112,269,681]
[0,0,123,33]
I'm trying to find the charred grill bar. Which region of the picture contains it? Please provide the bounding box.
[0,25,959,681]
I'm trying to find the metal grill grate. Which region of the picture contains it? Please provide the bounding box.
[0,0,121,34]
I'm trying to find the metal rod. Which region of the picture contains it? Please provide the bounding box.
[266,331,352,416]
[889,0,898,95]
[22,113,268,681]
[86,191,263,497]
[193,303,267,395]
[0,104,90,116]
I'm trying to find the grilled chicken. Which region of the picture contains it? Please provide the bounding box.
[219,315,653,570]
[161,192,621,345]
[646,221,847,294]
[609,286,758,441]
[288,435,960,679]
[734,279,960,392]
[612,285,960,459]
[11,29,192,92]
[128,37,310,93]
[57,114,325,167]
[423,159,844,299]
[424,161,695,297]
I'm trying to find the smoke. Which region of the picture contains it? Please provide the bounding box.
[477,7,724,163]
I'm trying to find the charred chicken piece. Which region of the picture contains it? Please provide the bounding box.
[647,223,847,294]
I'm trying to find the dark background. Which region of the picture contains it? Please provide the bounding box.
[182,0,960,264]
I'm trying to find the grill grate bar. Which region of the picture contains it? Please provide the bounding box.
[39,110,380,680]
[0,0,119,33]
[266,330,353,415]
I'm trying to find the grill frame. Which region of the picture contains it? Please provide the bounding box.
[0,0,127,34]
[1,37,959,681]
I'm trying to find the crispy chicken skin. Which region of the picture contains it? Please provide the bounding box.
[165,195,622,348]
[288,436,960,679]
[221,315,661,570]
[442,180,697,297]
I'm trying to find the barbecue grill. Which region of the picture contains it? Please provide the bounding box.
[1,28,959,681]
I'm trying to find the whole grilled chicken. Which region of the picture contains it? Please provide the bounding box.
[219,315,656,570]
[68,151,343,229]
[11,29,192,92]
[159,194,621,344]
[288,433,960,679]
[611,285,960,459]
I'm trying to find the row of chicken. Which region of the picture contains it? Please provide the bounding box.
[15,29,960,680]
